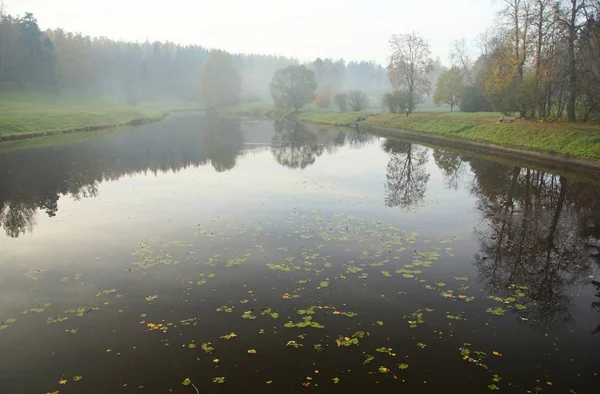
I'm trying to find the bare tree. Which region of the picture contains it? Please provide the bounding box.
[347,90,369,111]
[388,32,433,111]
[450,39,473,84]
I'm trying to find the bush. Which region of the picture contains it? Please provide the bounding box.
[460,86,491,112]
[315,92,331,108]
[348,90,369,111]
[381,90,410,113]
[333,93,348,112]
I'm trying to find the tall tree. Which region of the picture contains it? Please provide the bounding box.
[388,32,433,111]
[450,39,473,84]
[558,0,596,122]
[199,49,241,109]
[17,12,55,88]
[270,65,317,112]
[434,66,464,111]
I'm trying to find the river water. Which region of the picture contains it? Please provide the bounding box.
[0,114,599,393]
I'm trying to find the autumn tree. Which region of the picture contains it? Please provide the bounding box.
[388,32,433,111]
[199,50,242,108]
[333,93,348,112]
[270,65,317,112]
[434,67,464,111]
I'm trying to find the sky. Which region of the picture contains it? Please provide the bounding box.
[8,0,501,66]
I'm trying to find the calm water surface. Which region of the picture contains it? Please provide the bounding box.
[0,115,599,393]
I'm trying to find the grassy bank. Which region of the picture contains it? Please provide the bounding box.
[295,108,370,126]
[0,89,195,140]
[215,102,600,162]
[218,102,275,119]
[363,112,600,161]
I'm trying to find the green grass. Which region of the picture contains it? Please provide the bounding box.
[364,112,600,160]
[218,102,275,119]
[0,89,171,139]
[295,108,370,125]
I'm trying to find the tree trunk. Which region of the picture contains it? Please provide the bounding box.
[450,103,453,112]
[566,2,578,122]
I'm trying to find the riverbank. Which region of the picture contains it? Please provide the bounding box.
[362,112,600,161]
[0,89,200,141]
[220,105,600,162]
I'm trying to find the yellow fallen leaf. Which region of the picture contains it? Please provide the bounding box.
[492,351,502,356]
[266,380,273,384]
[247,349,257,354]
[213,358,220,363]
[106,349,112,353]
[58,379,68,385]
[546,382,552,386]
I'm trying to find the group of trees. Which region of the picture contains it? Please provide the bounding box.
[383,1,600,121]
[433,0,600,121]
[268,63,371,113]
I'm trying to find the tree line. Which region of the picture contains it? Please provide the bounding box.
[0,10,387,106]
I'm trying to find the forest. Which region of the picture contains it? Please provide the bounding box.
[0,10,388,105]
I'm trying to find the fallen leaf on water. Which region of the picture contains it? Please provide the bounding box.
[73,376,82,382]
[492,351,502,356]
[247,349,257,354]
[182,378,191,386]
[332,377,340,384]
[58,379,67,385]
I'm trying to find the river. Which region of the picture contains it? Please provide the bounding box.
[0,114,599,393]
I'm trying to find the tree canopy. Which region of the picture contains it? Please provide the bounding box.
[270,65,317,112]
[434,66,464,111]
[199,50,242,108]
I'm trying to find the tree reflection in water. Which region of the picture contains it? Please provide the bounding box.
[271,120,324,169]
[382,139,430,209]
[468,160,600,330]
[203,117,244,172]
[432,148,466,190]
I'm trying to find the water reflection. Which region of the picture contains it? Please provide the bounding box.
[0,117,375,237]
[204,118,244,172]
[469,161,600,329]
[271,120,324,169]
[382,139,430,209]
[432,149,466,190]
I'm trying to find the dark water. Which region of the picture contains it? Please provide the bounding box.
[1,115,599,394]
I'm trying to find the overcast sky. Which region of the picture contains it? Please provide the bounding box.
[8,0,500,65]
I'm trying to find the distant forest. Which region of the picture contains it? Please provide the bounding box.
[0,11,389,104]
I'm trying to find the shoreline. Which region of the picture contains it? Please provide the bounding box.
[358,123,600,181]
[0,112,171,142]
[359,123,600,171]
